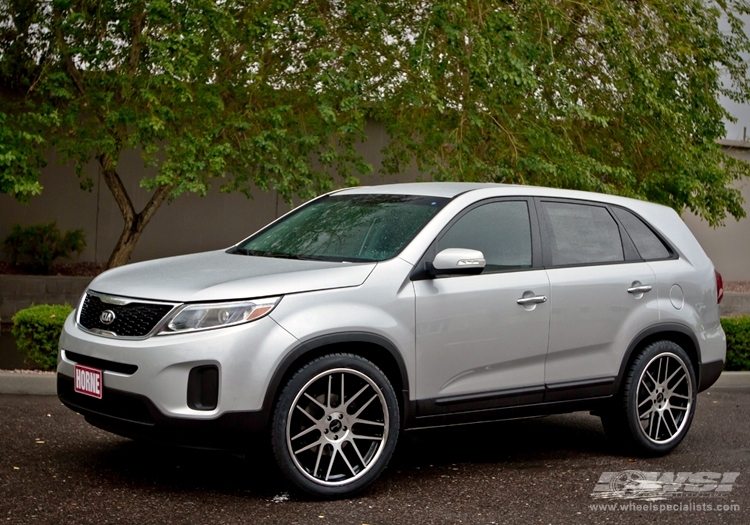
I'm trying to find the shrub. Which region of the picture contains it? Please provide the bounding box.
[12,304,73,371]
[722,316,750,371]
[3,222,86,274]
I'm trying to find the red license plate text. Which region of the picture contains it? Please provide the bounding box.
[74,364,103,399]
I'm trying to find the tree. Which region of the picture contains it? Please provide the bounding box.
[1,1,749,268]
[374,0,750,226]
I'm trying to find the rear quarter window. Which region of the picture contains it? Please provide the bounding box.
[611,207,671,260]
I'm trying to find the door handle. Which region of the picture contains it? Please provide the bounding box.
[517,295,548,305]
[627,284,652,294]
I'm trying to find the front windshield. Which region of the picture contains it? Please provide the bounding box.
[234,194,449,262]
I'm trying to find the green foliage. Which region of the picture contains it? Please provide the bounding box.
[722,316,750,371]
[1,0,749,265]
[12,304,73,371]
[3,222,86,274]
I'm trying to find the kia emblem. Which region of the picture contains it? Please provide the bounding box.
[100,310,116,325]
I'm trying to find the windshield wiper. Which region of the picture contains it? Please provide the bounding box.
[232,248,374,263]
[233,248,307,260]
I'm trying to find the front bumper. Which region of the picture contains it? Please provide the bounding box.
[57,311,298,438]
[57,373,265,450]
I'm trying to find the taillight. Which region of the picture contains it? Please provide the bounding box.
[715,270,724,304]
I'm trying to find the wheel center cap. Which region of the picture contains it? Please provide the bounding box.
[329,419,342,433]
[656,392,664,403]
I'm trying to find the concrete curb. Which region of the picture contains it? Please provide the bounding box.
[0,371,56,395]
[712,371,750,389]
[1,370,748,397]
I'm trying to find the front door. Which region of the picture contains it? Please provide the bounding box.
[414,199,550,414]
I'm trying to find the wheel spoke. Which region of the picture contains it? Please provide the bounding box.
[670,392,689,400]
[354,418,385,427]
[667,374,685,393]
[353,394,378,418]
[344,384,369,410]
[339,446,357,476]
[294,439,322,455]
[348,438,367,467]
[351,434,383,442]
[645,371,658,387]
[640,381,654,396]
[341,373,345,409]
[664,408,678,437]
[313,443,326,477]
[304,393,327,411]
[295,405,319,424]
[639,404,655,420]
[291,424,319,441]
[648,410,655,431]
[638,396,653,408]
[651,411,663,440]
[325,448,338,481]
[664,366,681,388]
[327,375,333,408]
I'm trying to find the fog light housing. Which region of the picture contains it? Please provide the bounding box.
[187,365,219,411]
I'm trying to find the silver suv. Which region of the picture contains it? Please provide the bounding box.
[57,183,726,497]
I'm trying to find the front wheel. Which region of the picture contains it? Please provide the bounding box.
[601,341,697,456]
[271,353,400,498]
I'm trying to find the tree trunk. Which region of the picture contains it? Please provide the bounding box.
[98,154,172,269]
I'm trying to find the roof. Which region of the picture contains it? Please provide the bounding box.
[335,182,664,213]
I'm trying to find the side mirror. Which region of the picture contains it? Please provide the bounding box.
[428,248,486,276]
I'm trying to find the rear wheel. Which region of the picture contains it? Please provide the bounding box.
[271,353,400,498]
[601,340,696,456]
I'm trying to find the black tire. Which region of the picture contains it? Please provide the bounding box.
[601,340,697,456]
[271,353,400,498]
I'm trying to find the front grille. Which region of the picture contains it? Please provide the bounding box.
[78,292,175,337]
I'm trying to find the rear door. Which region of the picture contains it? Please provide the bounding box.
[414,198,550,413]
[538,199,659,400]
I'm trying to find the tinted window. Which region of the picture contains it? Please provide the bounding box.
[236,194,448,262]
[542,202,624,266]
[612,207,671,260]
[437,201,532,272]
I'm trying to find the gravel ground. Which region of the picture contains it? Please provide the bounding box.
[1,389,748,525]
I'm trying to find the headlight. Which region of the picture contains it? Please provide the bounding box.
[157,297,280,335]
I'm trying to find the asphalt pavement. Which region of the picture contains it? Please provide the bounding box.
[1,388,748,525]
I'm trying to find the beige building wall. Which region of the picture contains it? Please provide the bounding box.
[0,122,424,265]
[682,140,750,282]
[1,127,748,281]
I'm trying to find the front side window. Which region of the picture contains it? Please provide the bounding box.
[437,200,532,272]
[236,194,449,262]
[541,202,624,266]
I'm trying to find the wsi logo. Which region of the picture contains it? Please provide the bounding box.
[591,471,740,501]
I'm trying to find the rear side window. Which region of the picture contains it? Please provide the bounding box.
[541,202,624,266]
[612,207,671,260]
[437,200,532,272]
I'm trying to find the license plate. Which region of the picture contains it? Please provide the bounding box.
[74,364,103,399]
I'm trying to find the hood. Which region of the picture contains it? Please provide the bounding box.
[87,250,376,303]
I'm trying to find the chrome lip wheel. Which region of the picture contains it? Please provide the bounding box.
[636,352,693,445]
[286,368,389,486]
